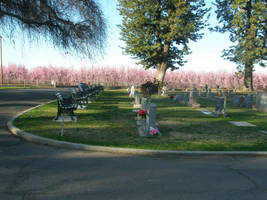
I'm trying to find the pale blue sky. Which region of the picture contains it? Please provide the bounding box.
[1,0,266,73]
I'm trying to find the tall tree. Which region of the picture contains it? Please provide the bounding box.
[213,0,266,91]
[118,0,209,85]
[0,0,106,57]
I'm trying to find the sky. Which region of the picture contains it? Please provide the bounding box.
[1,0,266,73]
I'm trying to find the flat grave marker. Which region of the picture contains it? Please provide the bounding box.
[229,121,256,127]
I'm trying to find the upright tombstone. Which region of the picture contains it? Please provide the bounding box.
[174,92,189,105]
[141,97,148,110]
[146,103,157,130]
[133,91,141,108]
[232,96,245,107]
[129,85,135,97]
[206,87,211,98]
[161,85,168,96]
[241,95,253,108]
[198,90,202,97]
[193,88,198,97]
[218,89,223,96]
[188,91,200,108]
[188,91,196,105]
[214,96,227,117]
[51,80,56,88]
[256,90,267,112]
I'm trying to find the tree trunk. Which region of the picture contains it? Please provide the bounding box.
[244,64,254,91]
[155,43,169,84]
[243,0,253,91]
[156,62,168,83]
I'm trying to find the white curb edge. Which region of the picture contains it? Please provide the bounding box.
[7,100,267,156]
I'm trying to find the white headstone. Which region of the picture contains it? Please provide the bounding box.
[256,90,267,112]
[134,91,141,108]
[129,85,135,97]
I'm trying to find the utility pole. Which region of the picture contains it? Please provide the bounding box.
[0,35,3,85]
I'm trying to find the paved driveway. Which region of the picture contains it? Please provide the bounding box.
[1,89,267,200]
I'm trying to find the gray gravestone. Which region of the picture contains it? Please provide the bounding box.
[218,89,223,96]
[193,88,198,97]
[206,88,211,97]
[214,96,227,117]
[141,97,148,110]
[189,91,196,105]
[174,93,189,105]
[146,103,157,130]
[189,91,200,108]
[241,95,253,108]
[133,91,141,108]
[256,90,267,112]
[232,96,244,107]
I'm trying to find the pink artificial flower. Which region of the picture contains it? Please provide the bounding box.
[149,128,160,136]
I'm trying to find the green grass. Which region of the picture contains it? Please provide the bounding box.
[14,89,267,151]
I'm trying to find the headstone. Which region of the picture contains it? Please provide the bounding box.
[51,80,56,88]
[218,89,223,96]
[129,85,135,97]
[146,103,157,130]
[174,93,189,105]
[206,88,211,97]
[188,91,200,107]
[141,97,148,110]
[232,96,245,107]
[229,121,256,127]
[161,85,168,96]
[193,88,198,97]
[241,95,253,108]
[213,96,227,117]
[205,84,209,93]
[256,90,267,112]
[133,91,141,108]
[228,90,234,96]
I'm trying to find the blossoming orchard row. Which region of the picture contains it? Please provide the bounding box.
[2,64,267,89]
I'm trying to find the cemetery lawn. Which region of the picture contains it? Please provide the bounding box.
[14,89,267,151]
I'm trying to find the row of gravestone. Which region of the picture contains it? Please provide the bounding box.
[173,91,200,108]
[231,90,267,112]
[173,90,267,112]
[172,92,227,117]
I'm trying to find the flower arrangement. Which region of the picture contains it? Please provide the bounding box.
[169,95,174,99]
[138,109,147,118]
[149,127,160,136]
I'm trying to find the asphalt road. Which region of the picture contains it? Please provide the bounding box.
[1,89,267,200]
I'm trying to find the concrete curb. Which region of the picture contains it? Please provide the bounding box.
[7,101,267,156]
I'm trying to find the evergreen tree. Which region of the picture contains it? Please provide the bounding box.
[118,0,209,85]
[213,0,266,91]
[0,0,106,57]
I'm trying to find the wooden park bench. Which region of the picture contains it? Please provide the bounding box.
[55,92,78,121]
[70,88,89,106]
[77,83,104,100]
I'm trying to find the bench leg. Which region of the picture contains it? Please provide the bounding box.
[55,109,62,120]
[70,110,75,120]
